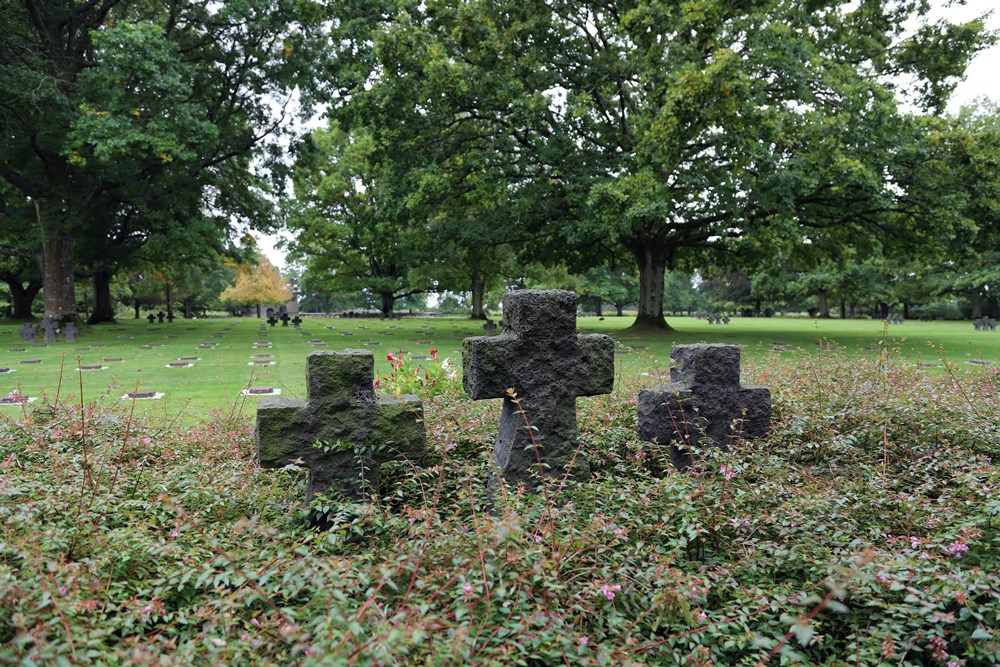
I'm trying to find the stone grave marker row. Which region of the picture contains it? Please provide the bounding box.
[255,290,772,516]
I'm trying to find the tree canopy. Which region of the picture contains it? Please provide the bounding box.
[295,0,995,328]
[0,0,328,322]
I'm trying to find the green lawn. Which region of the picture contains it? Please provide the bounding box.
[1,314,997,421]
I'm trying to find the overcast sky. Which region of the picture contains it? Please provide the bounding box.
[257,1,999,270]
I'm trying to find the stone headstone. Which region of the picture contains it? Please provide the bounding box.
[147,313,156,324]
[482,319,497,336]
[280,313,290,327]
[255,350,426,504]
[292,316,302,327]
[637,344,771,471]
[157,311,165,323]
[267,316,278,327]
[18,324,36,343]
[64,322,79,343]
[463,290,614,490]
[39,316,57,343]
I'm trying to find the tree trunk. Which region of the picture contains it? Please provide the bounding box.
[616,303,624,316]
[848,303,856,318]
[380,291,394,318]
[903,303,910,320]
[817,289,830,318]
[41,225,77,322]
[970,287,982,319]
[989,296,999,319]
[594,297,603,317]
[754,298,762,317]
[5,279,42,319]
[134,302,140,319]
[184,298,193,318]
[839,299,846,319]
[88,268,116,324]
[470,268,487,319]
[625,236,671,330]
[878,301,889,319]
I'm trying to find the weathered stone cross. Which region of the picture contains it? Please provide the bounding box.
[637,344,770,470]
[463,290,614,490]
[255,350,425,504]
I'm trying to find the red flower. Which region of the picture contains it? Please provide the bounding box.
[386,353,395,362]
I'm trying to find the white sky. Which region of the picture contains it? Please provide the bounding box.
[256,0,999,270]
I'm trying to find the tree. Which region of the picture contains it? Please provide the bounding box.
[219,256,292,318]
[322,0,993,331]
[286,125,433,318]
[0,1,328,322]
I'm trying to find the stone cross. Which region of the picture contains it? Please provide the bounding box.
[39,316,57,343]
[463,290,614,490]
[64,322,79,343]
[637,344,770,471]
[482,319,497,336]
[267,316,278,327]
[147,313,156,324]
[255,350,426,505]
[281,313,290,326]
[18,323,36,343]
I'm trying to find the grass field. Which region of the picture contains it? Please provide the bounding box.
[2,314,998,421]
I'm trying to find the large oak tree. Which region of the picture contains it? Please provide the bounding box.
[321,0,993,330]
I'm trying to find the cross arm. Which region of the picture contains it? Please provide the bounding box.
[255,397,308,469]
[573,334,615,396]
[372,394,426,463]
[462,335,519,400]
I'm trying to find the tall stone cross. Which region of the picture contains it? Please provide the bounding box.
[463,290,614,490]
[255,350,425,504]
[637,344,770,471]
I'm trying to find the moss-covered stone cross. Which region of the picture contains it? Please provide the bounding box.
[255,350,425,503]
[463,290,614,490]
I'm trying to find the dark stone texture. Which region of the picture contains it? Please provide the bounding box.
[637,344,770,470]
[463,290,614,490]
[255,349,425,504]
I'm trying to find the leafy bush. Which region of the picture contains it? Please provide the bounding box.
[377,349,462,400]
[0,352,997,665]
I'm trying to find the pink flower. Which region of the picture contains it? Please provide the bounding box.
[948,542,969,557]
[579,636,589,646]
[386,354,395,362]
[720,465,734,480]
[464,582,472,594]
[599,583,621,600]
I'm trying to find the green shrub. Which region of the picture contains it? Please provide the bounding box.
[0,353,997,665]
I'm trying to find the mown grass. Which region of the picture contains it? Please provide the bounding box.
[0,340,997,665]
[2,314,998,422]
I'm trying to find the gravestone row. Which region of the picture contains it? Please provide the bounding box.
[973,317,997,331]
[19,318,79,343]
[255,290,772,514]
